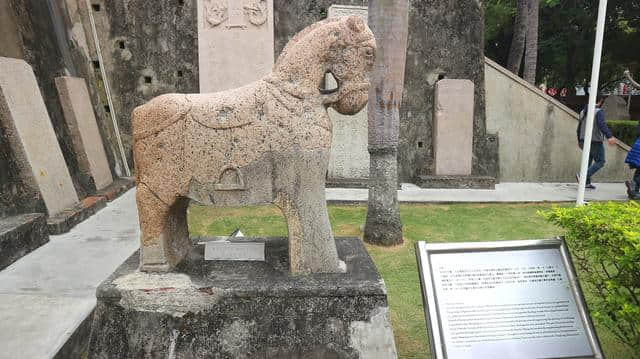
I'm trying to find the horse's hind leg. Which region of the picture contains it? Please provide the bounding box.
[136,182,191,271]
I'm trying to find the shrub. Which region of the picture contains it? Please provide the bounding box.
[541,202,640,352]
[607,120,639,146]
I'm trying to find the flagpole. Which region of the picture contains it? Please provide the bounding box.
[577,0,608,206]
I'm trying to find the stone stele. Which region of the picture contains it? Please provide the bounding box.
[0,57,79,216]
[433,79,475,176]
[55,76,114,190]
[197,0,275,93]
[133,16,376,274]
[326,5,371,182]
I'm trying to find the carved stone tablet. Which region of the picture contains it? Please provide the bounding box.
[434,79,474,176]
[326,5,370,181]
[197,0,274,93]
[55,76,113,190]
[0,57,79,216]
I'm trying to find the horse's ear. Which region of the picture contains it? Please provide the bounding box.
[346,16,365,33]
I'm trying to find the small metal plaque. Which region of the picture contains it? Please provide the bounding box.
[203,240,265,261]
[416,239,603,359]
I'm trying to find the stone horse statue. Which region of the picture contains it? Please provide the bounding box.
[132,16,376,274]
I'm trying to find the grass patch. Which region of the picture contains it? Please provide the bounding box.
[188,203,637,359]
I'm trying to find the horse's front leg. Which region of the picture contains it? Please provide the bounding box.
[274,149,345,275]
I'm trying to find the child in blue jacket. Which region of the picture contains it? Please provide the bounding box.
[625,123,640,199]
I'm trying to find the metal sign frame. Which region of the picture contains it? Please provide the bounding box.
[415,238,603,359]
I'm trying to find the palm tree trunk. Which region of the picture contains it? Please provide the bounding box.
[507,0,527,75]
[363,0,408,246]
[523,0,539,84]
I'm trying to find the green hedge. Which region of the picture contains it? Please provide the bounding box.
[541,202,640,352]
[607,120,639,145]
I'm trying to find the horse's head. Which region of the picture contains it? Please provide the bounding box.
[271,16,376,115]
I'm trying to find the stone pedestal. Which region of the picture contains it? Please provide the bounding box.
[87,237,397,358]
[0,213,48,270]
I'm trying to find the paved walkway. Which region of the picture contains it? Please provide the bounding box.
[327,182,629,203]
[0,182,629,358]
[0,190,139,359]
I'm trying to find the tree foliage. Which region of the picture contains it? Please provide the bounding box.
[485,0,640,89]
[541,202,640,352]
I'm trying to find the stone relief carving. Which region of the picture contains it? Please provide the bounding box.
[203,0,268,29]
[132,16,376,275]
[204,0,228,28]
[244,0,267,26]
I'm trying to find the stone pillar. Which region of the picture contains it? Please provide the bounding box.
[326,5,370,185]
[197,0,275,93]
[0,57,79,217]
[433,79,474,176]
[55,76,113,190]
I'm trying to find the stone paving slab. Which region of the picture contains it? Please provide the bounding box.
[0,189,139,359]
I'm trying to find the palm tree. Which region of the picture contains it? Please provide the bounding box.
[523,0,539,84]
[507,0,527,74]
[363,0,409,246]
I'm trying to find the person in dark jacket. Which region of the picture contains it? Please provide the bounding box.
[624,123,640,199]
[576,94,617,189]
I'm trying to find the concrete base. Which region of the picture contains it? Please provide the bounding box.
[47,197,107,235]
[0,213,48,270]
[87,237,397,358]
[416,175,496,189]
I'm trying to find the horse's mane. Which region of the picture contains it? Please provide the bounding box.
[275,17,341,69]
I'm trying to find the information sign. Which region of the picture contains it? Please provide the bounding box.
[416,239,602,359]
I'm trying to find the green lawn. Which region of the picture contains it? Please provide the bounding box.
[187,203,638,359]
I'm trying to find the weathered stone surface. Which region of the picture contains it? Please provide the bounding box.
[400,0,498,182]
[602,95,630,121]
[92,0,200,168]
[197,0,275,93]
[0,213,49,271]
[55,76,114,190]
[0,0,100,198]
[416,175,496,189]
[87,237,397,358]
[434,79,474,176]
[327,5,370,181]
[0,57,79,217]
[132,17,376,274]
